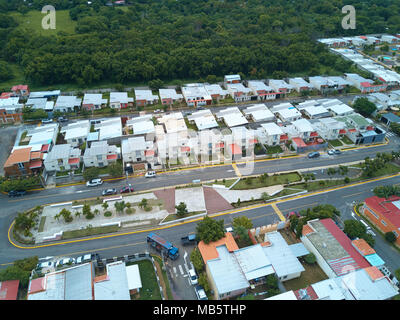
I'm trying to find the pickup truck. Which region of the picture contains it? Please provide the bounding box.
[181,234,197,246]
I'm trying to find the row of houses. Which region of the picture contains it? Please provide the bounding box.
[0,68,381,125]
[318,34,400,48]
[3,96,386,177]
[197,217,398,300]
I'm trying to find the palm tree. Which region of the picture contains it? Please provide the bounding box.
[102,202,109,211]
[139,198,148,209]
[94,209,100,216]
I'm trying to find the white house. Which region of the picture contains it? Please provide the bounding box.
[134,89,159,107]
[247,81,277,100]
[216,107,248,127]
[61,120,90,147]
[242,104,275,122]
[109,92,134,109]
[44,143,81,172]
[83,140,120,168]
[94,118,123,141]
[224,74,241,85]
[187,109,218,130]
[204,84,229,101]
[54,96,82,113]
[288,78,314,93]
[226,83,253,102]
[259,122,284,146]
[292,118,317,141]
[82,94,108,110]
[181,84,212,107]
[159,89,183,105]
[268,79,294,94]
[158,112,188,134]
[125,115,155,141]
[122,136,153,166]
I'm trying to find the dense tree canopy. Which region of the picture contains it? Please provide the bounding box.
[1,0,400,86]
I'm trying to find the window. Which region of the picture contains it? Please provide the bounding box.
[368,209,379,220]
[381,220,387,226]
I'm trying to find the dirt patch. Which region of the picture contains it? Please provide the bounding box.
[203,186,233,214]
[153,258,168,300]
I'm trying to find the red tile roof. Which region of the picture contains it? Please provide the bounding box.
[41,144,50,152]
[68,158,80,165]
[0,280,19,300]
[3,147,32,167]
[145,150,155,156]
[365,195,400,229]
[198,232,239,263]
[29,159,42,169]
[0,92,13,99]
[320,219,370,269]
[364,266,384,281]
[280,134,289,141]
[352,239,376,256]
[292,137,307,147]
[348,128,357,133]
[28,277,46,294]
[339,129,347,134]
[12,85,28,91]
[310,131,319,137]
[106,154,118,160]
[229,143,242,155]
[294,286,318,300]
[302,224,314,236]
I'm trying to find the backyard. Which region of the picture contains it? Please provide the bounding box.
[128,259,162,300]
[282,261,328,292]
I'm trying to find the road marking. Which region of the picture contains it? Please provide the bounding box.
[178,264,184,275]
[271,203,286,222]
[343,191,366,198]
[281,202,319,213]
[173,267,177,276]
[8,172,400,251]
[232,163,242,177]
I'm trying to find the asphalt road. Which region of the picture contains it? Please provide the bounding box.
[1,172,400,274]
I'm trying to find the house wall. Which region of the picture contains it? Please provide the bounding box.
[0,110,23,123]
[4,162,32,177]
[301,236,337,278]
[363,204,400,246]
[279,271,302,282]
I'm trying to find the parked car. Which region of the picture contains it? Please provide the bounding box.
[76,253,100,264]
[225,227,233,233]
[41,119,53,124]
[36,261,55,270]
[334,149,341,154]
[366,229,376,237]
[102,188,117,196]
[8,190,27,197]
[308,152,320,159]
[145,171,156,178]
[56,257,75,268]
[57,116,68,122]
[120,185,134,193]
[188,268,198,285]
[328,149,336,155]
[86,178,103,187]
[195,285,208,300]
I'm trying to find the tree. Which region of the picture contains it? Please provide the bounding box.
[83,167,100,181]
[385,231,397,243]
[175,202,188,218]
[196,216,225,244]
[114,201,126,214]
[148,79,164,90]
[102,202,109,211]
[233,216,253,230]
[234,225,252,247]
[374,185,400,199]
[82,204,94,219]
[343,220,367,239]
[0,256,38,289]
[261,192,269,202]
[198,272,210,293]
[0,61,13,81]
[108,162,122,177]
[352,97,377,117]
[59,208,73,223]
[139,198,148,209]
[304,253,316,264]
[190,248,204,274]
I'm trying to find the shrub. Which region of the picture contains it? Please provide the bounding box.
[304,253,316,264]
[104,211,112,217]
[144,206,152,212]
[385,231,397,243]
[344,176,350,183]
[125,208,134,214]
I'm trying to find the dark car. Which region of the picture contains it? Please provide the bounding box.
[308,152,320,159]
[334,149,341,154]
[120,185,134,194]
[102,188,117,196]
[8,190,27,197]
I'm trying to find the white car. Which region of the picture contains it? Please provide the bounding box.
[76,253,100,264]
[188,269,198,285]
[327,149,336,155]
[86,178,103,187]
[225,227,233,233]
[56,258,75,267]
[145,171,156,178]
[36,261,55,270]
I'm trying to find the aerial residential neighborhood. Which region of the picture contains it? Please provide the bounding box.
[2,1,400,311]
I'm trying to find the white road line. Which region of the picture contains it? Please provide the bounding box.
[178,264,184,275]
[173,266,177,276]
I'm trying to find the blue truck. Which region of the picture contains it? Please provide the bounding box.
[147,233,180,260]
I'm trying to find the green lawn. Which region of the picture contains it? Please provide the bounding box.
[265,145,283,154]
[10,10,77,36]
[328,139,343,147]
[341,136,354,145]
[162,211,205,223]
[231,172,302,190]
[128,259,161,300]
[62,225,119,240]
[153,256,173,300]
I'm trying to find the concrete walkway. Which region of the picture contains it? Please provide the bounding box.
[213,185,284,203]
[175,187,206,213]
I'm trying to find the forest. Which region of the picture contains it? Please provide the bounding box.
[1,0,400,87]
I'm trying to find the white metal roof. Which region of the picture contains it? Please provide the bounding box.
[126,264,142,291]
[110,92,134,104]
[243,104,275,122]
[265,290,298,300]
[187,109,218,130]
[216,107,248,127]
[134,89,159,102]
[94,261,130,300]
[83,93,107,105]
[159,89,183,100]
[311,278,347,300]
[261,122,284,136]
[262,232,305,278]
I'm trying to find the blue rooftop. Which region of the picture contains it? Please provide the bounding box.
[364,253,385,267]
